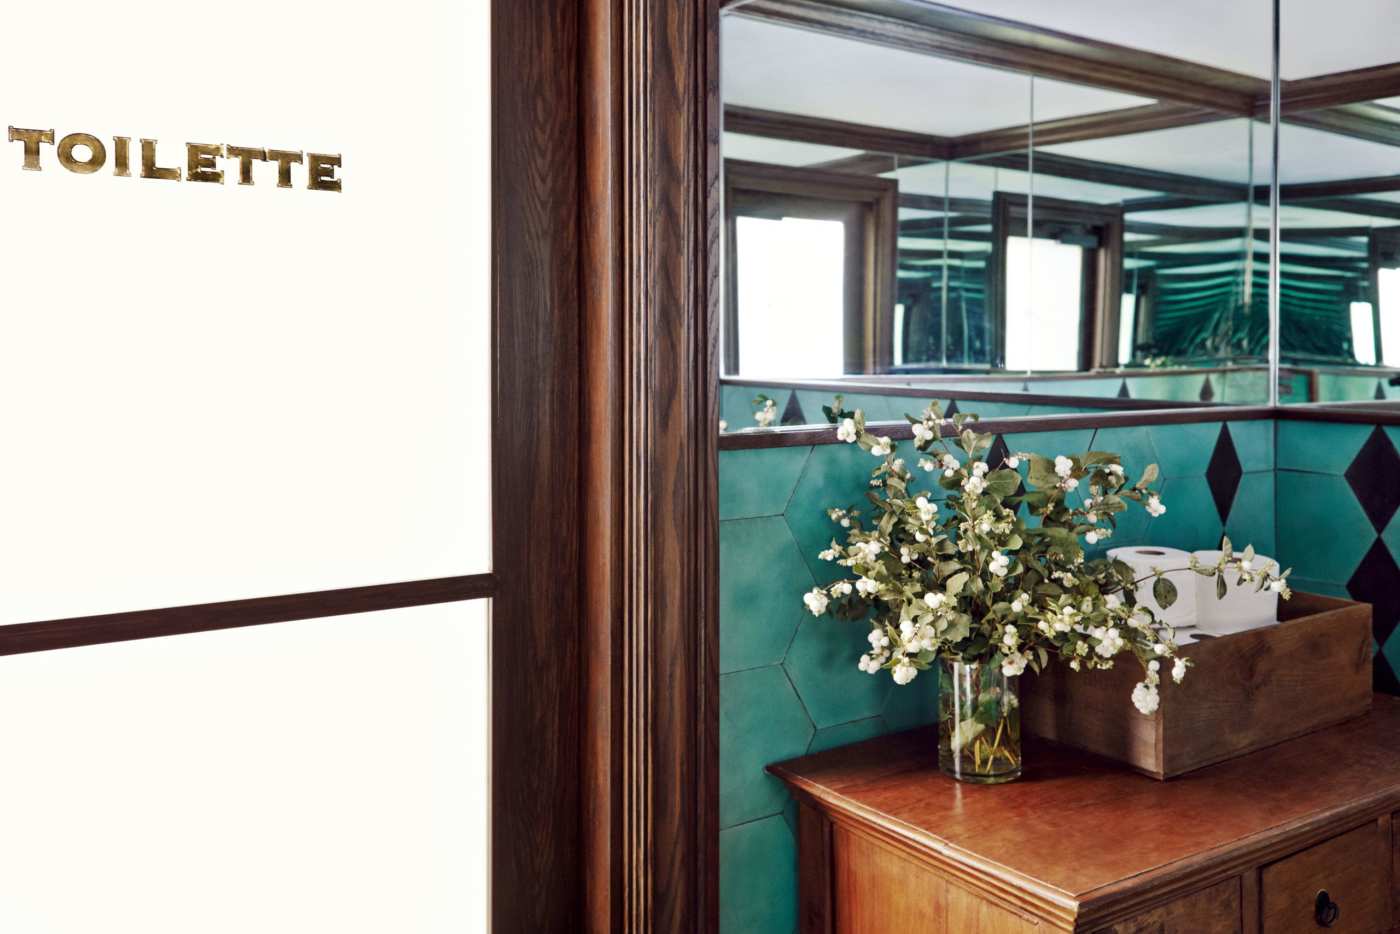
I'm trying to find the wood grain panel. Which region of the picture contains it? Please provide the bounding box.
[1093,878,1240,933]
[1261,822,1388,934]
[799,802,836,934]
[832,824,947,932]
[492,0,582,928]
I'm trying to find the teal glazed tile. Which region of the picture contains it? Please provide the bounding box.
[719,447,812,520]
[1386,426,1400,458]
[956,400,1031,419]
[720,666,813,828]
[1275,472,1374,585]
[782,796,799,838]
[1276,420,1373,475]
[1089,426,1159,478]
[1145,421,1222,478]
[1143,476,1223,552]
[999,428,1097,462]
[808,716,886,754]
[881,664,940,731]
[784,441,890,585]
[1225,471,1276,559]
[720,518,813,674]
[783,616,893,729]
[1385,508,1400,572]
[1383,628,1400,686]
[1226,420,1274,473]
[1289,577,1351,599]
[719,816,797,934]
[721,384,764,430]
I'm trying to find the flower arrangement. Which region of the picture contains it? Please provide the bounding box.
[802,399,1289,779]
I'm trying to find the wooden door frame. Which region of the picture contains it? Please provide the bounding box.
[723,159,899,375]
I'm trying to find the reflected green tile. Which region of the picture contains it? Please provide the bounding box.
[720,816,797,934]
[1383,628,1400,686]
[1226,420,1274,473]
[1000,428,1096,461]
[1145,422,1222,477]
[720,447,812,520]
[722,384,766,430]
[1276,472,1373,584]
[1037,377,1119,398]
[1089,426,1159,477]
[1276,421,1372,475]
[721,518,813,673]
[956,400,1031,419]
[1225,471,1276,559]
[1218,370,1270,405]
[1382,508,1400,573]
[808,716,886,754]
[784,616,893,729]
[720,666,813,827]
[784,441,889,585]
[881,664,940,731]
[1145,476,1223,552]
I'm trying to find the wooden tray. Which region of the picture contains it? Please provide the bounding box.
[1021,592,1373,779]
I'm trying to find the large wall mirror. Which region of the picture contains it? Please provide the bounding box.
[718,0,1400,429]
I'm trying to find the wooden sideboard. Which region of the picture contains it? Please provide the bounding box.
[769,694,1400,933]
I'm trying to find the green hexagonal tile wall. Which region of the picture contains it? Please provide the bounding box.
[719,446,811,520]
[719,816,797,934]
[783,615,893,729]
[721,517,814,674]
[719,666,813,828]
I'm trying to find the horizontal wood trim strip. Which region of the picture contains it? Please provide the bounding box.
[719,405,1278,449]
[950,102,1227,160]
[1277,404,1400,426]
[0,574,495,657]
[723,377,1215,410]
[724,104,950,159]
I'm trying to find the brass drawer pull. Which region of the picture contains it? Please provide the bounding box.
[1313,890,1339,927]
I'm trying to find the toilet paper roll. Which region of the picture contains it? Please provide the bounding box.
[1108,546,1198,628]
[1191,550,1280,633]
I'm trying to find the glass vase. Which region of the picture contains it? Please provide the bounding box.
[937,657,1022,784]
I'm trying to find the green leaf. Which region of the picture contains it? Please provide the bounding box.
[946,571,969,596]
[984,469,1020,498]
[1153,576,1178,609]
[1136,463,1159,488]
[1082,451,1118,466]
[1216,574,1228,600]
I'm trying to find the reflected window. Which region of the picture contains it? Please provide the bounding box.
[1005,236,1086,371]
[1350,301,1378,366]
[735,215,846,377]
[724,160,897,376]
[1380,267,1400,367]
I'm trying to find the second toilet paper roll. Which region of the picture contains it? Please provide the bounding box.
[1108,546,1198,628]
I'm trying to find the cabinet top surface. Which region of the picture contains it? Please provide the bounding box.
[768,694,1400,900]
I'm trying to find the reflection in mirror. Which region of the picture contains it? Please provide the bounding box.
[1278,0,1400,402]
[718,0,1279,432]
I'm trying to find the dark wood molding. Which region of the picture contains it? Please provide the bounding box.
[718,377,1217,411]
[0,576,494,657]
[950,102,1228,160]
[493,0,583,928]
[582,0,719,930]
[1284,102,1400,150]
[1281,62,1400,113]
[727,0,1261,112]
[719,405,1279,450]
[724,104,950,159]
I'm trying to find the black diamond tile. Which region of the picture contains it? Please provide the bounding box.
[1344,426,1400,532]
[1377,381,1388,401]
[1205,424,1243,523]
[1199,376,1215,402]
[945,400,960,417]
[780,391,807,426]
[1116,379,1130,399]
[1348,538,1400,648]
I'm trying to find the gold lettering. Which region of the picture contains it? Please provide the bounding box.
[267,149,303,189]
[186,142,224,184]
[226,145,267,186]
[140,139,180,181]
[113,137,131,177]
[8,127,55,171]
[57,133,107,174]
[306,152,342,193]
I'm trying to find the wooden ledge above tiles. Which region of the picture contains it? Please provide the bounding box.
[719,403,1400,450]
[768,695,1400,933]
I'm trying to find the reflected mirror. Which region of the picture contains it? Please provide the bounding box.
[718,0,1279,430]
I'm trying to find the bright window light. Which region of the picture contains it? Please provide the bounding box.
[1118,292,1137,365]
[735,216,845,378]
[1005,236,1084,371]
[1379,267,1400,366]
[893,303,906,367]
[1350,301,1377,365]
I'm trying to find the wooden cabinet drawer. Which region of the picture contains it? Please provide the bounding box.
[1261,823,1387,933]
